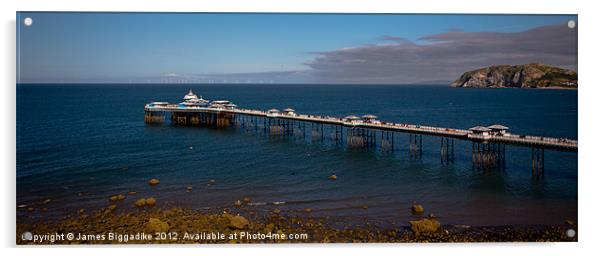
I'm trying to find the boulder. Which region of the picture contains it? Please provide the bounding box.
[145,197,157,207]
[148,178,160,186]
[134,198,146,207]
[146,218,170,233]
[411,203,424,215]
[409,218,440,234]
[228,215,249,229]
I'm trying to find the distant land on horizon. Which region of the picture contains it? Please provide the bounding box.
[17,81,454,86]
[451,64,577,89]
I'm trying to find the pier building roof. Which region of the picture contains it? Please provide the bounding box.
[487,124,509,130]
[469,126,492,133]
[362,114,378,120]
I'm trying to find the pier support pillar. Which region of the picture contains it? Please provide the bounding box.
[472,142,505,170]
[440,137,454,164]
[347,127,368,149]
[333,125,343,145]
[409,134,422,158]
[380,131,394,152]
[531,147,544,177]
[144,110,165,124]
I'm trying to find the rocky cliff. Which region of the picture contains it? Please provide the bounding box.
[451,64,577,89]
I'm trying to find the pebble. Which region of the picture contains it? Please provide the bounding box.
[109,194,125,202]
[234,200,242,207]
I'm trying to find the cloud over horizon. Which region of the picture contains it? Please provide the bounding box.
[304,23,577,84]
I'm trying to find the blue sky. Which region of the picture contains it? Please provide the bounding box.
[17,13,577,83]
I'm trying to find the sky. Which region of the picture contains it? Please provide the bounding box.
[16,12,577,84]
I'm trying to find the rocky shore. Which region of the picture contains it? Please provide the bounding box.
[17,178,577,244]
[17,205,577,244]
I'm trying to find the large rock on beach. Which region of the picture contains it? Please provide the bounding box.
[409,218,441,234]
[134,198,146,207]
[145,197,156,207]
[411,203,424,215]
[146,218,170,233]
[228,215,249,229]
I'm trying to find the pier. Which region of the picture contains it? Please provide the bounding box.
[144,90,577,177]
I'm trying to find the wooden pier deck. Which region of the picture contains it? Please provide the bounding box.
[144,104,577,152]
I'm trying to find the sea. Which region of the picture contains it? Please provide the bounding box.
[16,84,578,227]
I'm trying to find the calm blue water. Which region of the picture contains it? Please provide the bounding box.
[17,84,577,226]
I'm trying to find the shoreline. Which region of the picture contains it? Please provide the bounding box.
[17,206,577,244]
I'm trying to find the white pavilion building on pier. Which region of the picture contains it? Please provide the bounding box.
[180,89,210,107]
[183,89,199,101]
